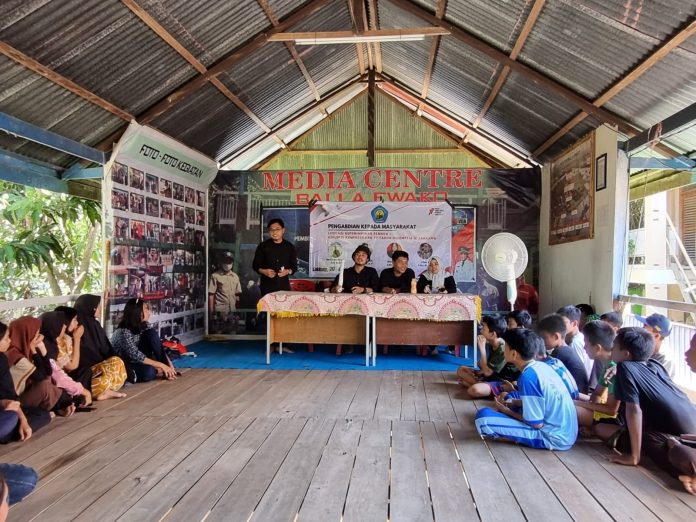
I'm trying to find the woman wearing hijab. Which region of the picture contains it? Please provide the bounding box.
[417,256,457,355]
[0,322,51,443]
[70,295,127,401]
[40,311,91,406]
[6,317,74,415]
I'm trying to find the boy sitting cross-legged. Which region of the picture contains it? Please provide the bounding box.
[475,329,578,450]
[574,320,621,437]
[537,314,589,395]
[457,315,519,398]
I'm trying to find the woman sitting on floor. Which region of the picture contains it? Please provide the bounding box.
[6,317,75,417]
[40,311,92,407]
[0,322,51,443]
[69,295,127,401]
[111,298,177,383]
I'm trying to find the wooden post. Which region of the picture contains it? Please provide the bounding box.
[367,69,376,167]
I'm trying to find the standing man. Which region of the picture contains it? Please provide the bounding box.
[253,218,298,296]
[208,252,242,333]
[331,244,379,294]
[453,246,475,289]
[379,250,416,294]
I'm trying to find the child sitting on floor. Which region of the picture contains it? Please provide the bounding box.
[606,327,696,472]
[475,329,578,450]
[507,310,532,330]
[457,315,519,398]
[574,320,620,437]
[537,314,589,394]
[557,305,592,377]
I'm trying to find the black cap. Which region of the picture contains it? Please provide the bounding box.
[222,251,233,261]
[352,244,371,261]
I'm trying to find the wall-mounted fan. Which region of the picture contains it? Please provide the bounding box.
[481,233,529,310]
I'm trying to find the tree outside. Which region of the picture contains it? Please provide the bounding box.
[0,181,102,302]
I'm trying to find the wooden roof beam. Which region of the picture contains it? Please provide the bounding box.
[122,0,286,148]
[257,0,326,115]
[366,0,383,73]
[533,17,696,158]
[137,0,331,125]
[347,0,367,74]
[0,41,133,122]
[419,0,447,103]
[465,0,546,142]
[391,0,635,133]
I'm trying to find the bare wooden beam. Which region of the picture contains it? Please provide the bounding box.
[282,147,500,155]
[468,0,546,135]
[391,0,634,132]
[368,69,376,167]
[0,41,133,121]
[347,0,367,74]
[533,17,696,157]
[267,27,449,42]
[366,0,383,73]
[420,0,447,99]
[137,0,331,125]
[257,0,324,109]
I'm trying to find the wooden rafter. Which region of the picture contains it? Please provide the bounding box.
[347,0,367,74]
[0,41,133,122]
[257,0,325,114]
[419,0,447,110]
[366,0,383,73]
[379,78,530,166]
[121,0,287,148]
[465,0,546,141]
[533,17,696,157]
[137,0,331,125]
[390,0,636,133]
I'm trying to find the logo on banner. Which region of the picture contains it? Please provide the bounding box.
[371,205,388,223]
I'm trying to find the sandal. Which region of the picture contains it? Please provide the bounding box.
[606,426,626,449]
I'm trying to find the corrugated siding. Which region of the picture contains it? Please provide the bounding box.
[221,43,314,128]
[137,0,271,67]
[151,84,263,161]
[519,0,657,99]
[0,0,198,115]
[293,94,368,150]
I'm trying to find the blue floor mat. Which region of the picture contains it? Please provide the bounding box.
[175,341,474,371]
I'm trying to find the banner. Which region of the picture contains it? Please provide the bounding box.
[208,166,541,335]
[103,123,218,344]
[309,202,452,277]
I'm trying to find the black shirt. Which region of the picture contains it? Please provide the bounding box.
[550,344,589,394]
[252,239,298,296]
[379,268,416,293]
[332,266,379,292]
[614,359,696,435]
[416,274,457,294]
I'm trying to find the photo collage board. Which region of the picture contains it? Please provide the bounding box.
[107,161,207,343]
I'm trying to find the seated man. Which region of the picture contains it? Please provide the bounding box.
[330,244,378,294]
[379,250,415,294]
[475,329,578,451]
[607,328,696,477]
[537,314,589,394]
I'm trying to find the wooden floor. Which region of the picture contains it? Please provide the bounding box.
[2,369,695,521]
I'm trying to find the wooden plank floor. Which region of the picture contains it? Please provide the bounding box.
[2,369,694,521]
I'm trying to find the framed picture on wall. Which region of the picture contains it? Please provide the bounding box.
[595,153,607,192]
[548,133,595,245]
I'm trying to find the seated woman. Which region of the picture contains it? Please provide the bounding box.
[70,295,127,401]
[40,311,91,406]
[0,322,51,443]
[6,317,74,417]
[417,256,457,355]
[111,299,177,383]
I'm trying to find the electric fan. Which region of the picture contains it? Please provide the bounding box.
[480,233,529,310]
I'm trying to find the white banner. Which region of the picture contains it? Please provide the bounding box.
[310,202,452,277]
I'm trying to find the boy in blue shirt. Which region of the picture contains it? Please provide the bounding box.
[475,329,578,450]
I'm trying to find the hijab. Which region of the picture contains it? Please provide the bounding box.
[74,294,114,368]
[423,256,450,291]
[6,316,42,366]
[40,311,68,360]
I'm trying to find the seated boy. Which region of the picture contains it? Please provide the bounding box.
[507,310,532,330]
[475,329,578,450]
[457,315,518,397]
[574,321,621,436]
[606,327,696,472]
[557,305,592,377]
[600,311,623,332]
[537,314,589,394]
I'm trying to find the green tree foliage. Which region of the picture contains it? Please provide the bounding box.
[0,181,102,300]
